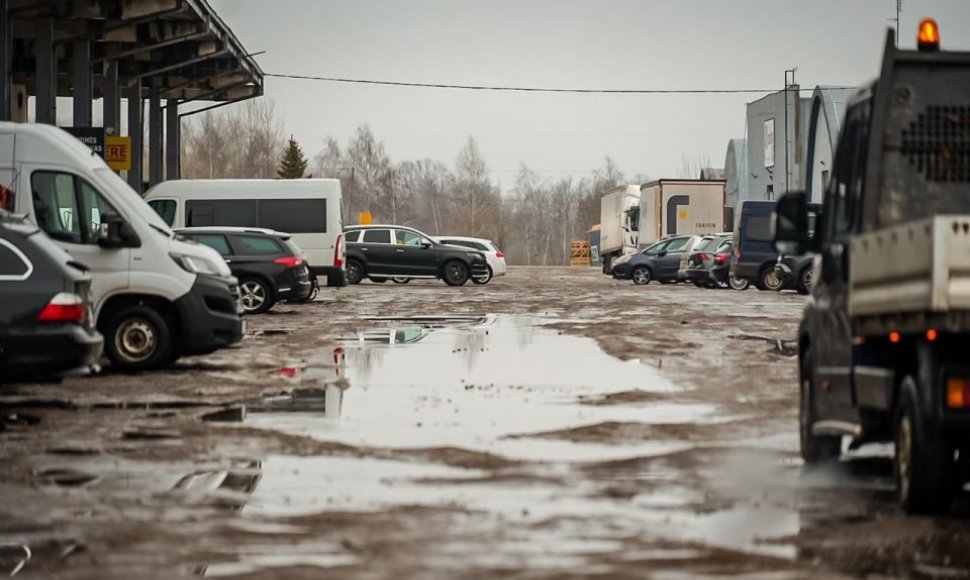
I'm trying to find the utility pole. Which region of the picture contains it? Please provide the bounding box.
[784,68,797,196]
[894,0,903,46]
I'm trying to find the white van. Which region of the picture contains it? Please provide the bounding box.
[0,122,244,370]
[144,179,346,286]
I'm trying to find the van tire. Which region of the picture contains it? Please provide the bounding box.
[104,306,173,371]
[345,260,364,285]
[758,265,784,291]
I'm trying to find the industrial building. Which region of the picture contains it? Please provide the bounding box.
[0,0,263,191]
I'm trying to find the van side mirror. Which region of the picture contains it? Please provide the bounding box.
[773,191,810,255]
[98,212,140,248]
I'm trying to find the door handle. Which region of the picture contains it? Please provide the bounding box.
[224,259,232,263]
[361,247,368,252]
[396,249,404,253]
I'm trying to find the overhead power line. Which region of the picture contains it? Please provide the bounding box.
[265,72,850,94]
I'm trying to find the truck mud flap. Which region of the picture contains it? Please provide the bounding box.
[854,365,895,411]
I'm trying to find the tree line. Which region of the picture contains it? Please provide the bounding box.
[180,99,638,266]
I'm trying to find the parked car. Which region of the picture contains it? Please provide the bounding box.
[775,252,816,295]
[343,225,489,286]
[434,236,506,284]
[710,240,743,288]
[673,235,704,281]
[0,211,102,380]
[610,235,693,285]
[176,227,314,314]
[684,234,732,288]
[729,200,781,291]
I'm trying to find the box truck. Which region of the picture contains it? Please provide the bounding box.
[637,179,726,249]
[598,185,640,274]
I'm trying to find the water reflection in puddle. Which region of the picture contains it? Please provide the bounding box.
[249,315,711,461]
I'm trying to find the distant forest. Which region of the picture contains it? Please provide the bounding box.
[181,99,648,266]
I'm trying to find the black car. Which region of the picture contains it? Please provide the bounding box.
[0,212,102,380]
[177,227,314,314]
[343,225,489,286]
[684,234,732,289]
[610,235,693,285]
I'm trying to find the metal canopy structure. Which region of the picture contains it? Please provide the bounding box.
[0,0,264,189]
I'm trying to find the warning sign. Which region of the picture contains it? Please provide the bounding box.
[105,136,131,171]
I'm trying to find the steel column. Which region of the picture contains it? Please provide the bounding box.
[72,40,92,126]
[102,58,120,134]
[148,87,163,186]
[0,0,11,122]
[127,83,143,190]
[35,16,55,124]
[165,99,180,180]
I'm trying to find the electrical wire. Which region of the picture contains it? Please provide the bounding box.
[264,73,852,94]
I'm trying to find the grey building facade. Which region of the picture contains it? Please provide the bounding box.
[743,86,810,203]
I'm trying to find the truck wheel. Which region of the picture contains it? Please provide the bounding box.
[443,260,470,286]
[728,276,749,291]
[631,266,652,285]
[345,259,364,285]
[104,305,173,371]
[758,266,784,291]
[800,347,841,464]
[797,266,814,295]
[895,377,954,514]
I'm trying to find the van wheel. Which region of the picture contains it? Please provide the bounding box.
[895,377,954,514]
[105,306,172,370]
[758,266,784,291]
[240,277,275,314]
[345,260,364,285]
[729,276,749,291]
[443,260,470,286]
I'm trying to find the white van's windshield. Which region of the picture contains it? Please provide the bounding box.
[93,168,173,238]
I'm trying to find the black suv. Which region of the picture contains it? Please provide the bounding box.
[0,212,102,380]
[343,225,489,286]
[177,227,314,314]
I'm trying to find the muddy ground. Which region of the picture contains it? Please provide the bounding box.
[1,266,968,579]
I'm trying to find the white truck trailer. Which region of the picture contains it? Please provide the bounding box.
[637,179,726,249]
[598,185,640,274]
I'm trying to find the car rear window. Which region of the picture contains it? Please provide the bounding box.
[0,239,30,279]
[232,235,283,255]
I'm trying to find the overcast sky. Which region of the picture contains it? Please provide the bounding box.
[208,0,970,189]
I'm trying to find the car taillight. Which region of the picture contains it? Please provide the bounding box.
[37,292,86,323]
[274,256,302,268]
[495,251,505,259]
[334,234,344,268]
[714,253,728,265]
[695,252,709,262]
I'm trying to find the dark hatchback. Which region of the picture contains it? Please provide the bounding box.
[177,227,313,314]
[684,234,732,288]
[343,225,489,286]
[610,235,693,285]
[0,212,102,380]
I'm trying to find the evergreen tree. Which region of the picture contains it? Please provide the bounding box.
[277,135,308,179]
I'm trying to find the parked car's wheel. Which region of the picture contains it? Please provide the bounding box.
[370,277,388,284]
[895,376,954,514]
[799,347,841,464]
[631,266,652,285]
[472,266,493,285]
[345,259,364,285]
[729,276,749,291]
[392,277,411,284]
[104,305,173,370]
[442,260,470,286]
[758,266,784,291]
[240,277,275,314]
[797,266,814,295]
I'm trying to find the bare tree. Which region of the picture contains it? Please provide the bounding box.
[452,137,498,237]
[181,99,283,179]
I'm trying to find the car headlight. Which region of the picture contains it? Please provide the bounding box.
[170,253,226,277]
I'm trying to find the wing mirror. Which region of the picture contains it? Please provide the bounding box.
[98,212,140,248]
[773,191,811,255]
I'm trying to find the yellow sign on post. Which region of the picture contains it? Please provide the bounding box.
[358,211,372,225]
[105,136,131,171]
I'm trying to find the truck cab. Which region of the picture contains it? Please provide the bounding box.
[775,22,970,514]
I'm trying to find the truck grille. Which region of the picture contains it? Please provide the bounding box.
[900,105,970,182]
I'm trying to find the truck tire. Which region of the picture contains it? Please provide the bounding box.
[895,377,954,514]
[104,305,173,371]
[602,255,612,275]
[442,260,470,286]
[799,347,841,464]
